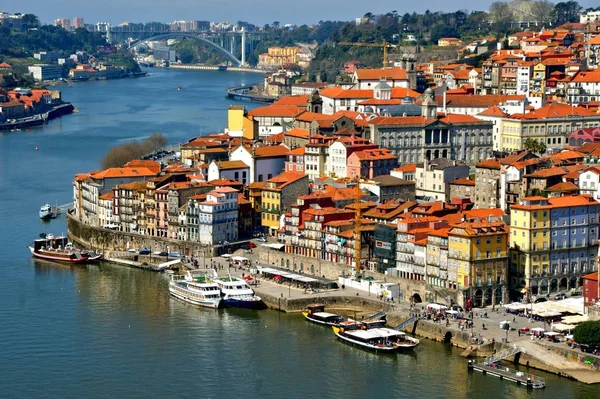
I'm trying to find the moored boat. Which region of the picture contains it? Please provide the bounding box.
[28,234,101,263]
[332,326,419,353]
[169,273,222,309]
[302,304,345,326]
[213,275,265,309]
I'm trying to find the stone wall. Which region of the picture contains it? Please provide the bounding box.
[68,214,215,258]
[259,250,427,303]
[258,290,399,313]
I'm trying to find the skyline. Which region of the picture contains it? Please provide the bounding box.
[4,0,599,27]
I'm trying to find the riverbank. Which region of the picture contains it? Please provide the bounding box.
[0,102,74,131]
[169,64,267,74]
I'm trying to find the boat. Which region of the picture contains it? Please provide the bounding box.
[28,234,102,263]
[39,204,52,219]
[177,86,183,90]
[168,272,222,309]
[332,326,420,353]
[213,275,266,309]
[302,304,345,326]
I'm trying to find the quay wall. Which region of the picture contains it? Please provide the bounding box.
[259,251,427,304]
[67,215,214,258]
[169,64,267,74]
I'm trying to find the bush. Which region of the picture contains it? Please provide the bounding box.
[573,321,600,347]
[101,133,167,169]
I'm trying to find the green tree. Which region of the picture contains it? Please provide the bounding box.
[178,48,194,64]
[531,1,556,26]
[489,2,515,36]
[21,14,40,29]
[573,321,600,347]
[523,138,547,154]
[552,1,582,25]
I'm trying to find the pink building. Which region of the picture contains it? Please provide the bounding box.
[285,147,305,173]
[568,127,600,147]
[156,189,169,237]
[347,148,399,179]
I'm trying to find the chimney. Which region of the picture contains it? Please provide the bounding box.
[443,90,447,115]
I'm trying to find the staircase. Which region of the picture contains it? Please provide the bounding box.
[394,316,418,331]
[483,345,524,365]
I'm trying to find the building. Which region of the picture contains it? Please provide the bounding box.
[474,158,501,209]
[510,195,599,300]
[207,160,250,184]
[327,137,378,178]
[582,272,599,308]
[449,178,475,201]
[568,70,600,104]
[347,148,398,179]
[415,159,470,201]
[448,219,509,308]
[258,47,303,68]
[438,38,463,47]
[72,17,84,29]
[230,145,289,183]
[305,135,336,181]
[28,65,63,81]
[186,187,239,245]
[360,175,415,203]
[352,66,412,90]
[261,172,309,235]
[54,18,71,31]
[578,167,600,202]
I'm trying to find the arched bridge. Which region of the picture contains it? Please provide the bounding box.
[127,32,243,66]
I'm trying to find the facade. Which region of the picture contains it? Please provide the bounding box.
[415,159,470,201]
[207,160,250,183]
[582,272,599,308]
[474,158,501,209]
[28,65,63,81]
[510,195,599,299]
[186,187,239,245]
[261,172,309,235]
[346,148,398,179]
[305,135,336,181]
[327,137,378,178]
[578,167,600,202]
[568,70,600,104]
[230,145,289,183]
[448,219,509,308]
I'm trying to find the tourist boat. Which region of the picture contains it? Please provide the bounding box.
[213,275,265,309]
[169,273,222,309]
[302,304,345,326]
[39,204,52,219]
[28,234,102,263]
[177,86,183,90]
[332,326,420,353]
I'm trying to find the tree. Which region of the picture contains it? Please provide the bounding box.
[178,48,194,64]
[523,138,547,154]
[573,321,600,348]
[531,0,556,26]
[488,2,515,36]
[552,1,582,25]
[21,14,40,29]
[101,134,167,169]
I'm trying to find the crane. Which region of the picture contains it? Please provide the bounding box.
[338,40,396,69]
[353,178,362,275]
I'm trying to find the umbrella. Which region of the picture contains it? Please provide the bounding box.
[243,275,253,281]
[274,275,283,280]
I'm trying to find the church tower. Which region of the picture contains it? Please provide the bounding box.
[307,89,323,113]
[421,87,437,119]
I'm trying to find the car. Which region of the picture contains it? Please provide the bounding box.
[451,304,464,312]
[139,248,151,255]
[158,251,168,257]
[533,297,547,303]
[571,290,582,297]
[248,242,256,248]
[553,293,567,300]
[257,237,267,242]
[240,244,250,250]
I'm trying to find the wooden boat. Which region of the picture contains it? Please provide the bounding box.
[332,326,419,353]
[302,304,344,326]
[29,234,101,263]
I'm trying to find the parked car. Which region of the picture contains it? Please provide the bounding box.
[553,293,567,300]
[248,241,257,248]
[451,304,464,312]
[158,251,168,257]
[257,237,267,242]
[138,248,151,255]
[571,290,582,297]
[533,297,547,303]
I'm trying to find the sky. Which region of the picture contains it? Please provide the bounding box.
[3,0,598,26]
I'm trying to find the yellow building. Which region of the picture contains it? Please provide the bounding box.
[510,196,550,295]
[227,105,258,140]
[530,62,546,100]
[500,102,600,152]
[258,46,300,67]
[260,172,309,235]
[448,219,509,307]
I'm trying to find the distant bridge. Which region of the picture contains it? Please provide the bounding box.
[107,28,261,67]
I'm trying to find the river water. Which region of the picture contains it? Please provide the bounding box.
[0,68,598,398]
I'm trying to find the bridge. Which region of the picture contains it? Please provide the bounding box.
[107,27,262,67]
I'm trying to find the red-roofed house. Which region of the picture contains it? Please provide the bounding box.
[230,144,289,183]
[347,148,399,179]
[353,67,410,89]
[568,69,600,104]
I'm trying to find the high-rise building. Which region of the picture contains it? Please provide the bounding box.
[54,18,71,31]
[72,17,84,29]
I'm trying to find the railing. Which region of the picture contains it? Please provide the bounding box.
[484,345,524,365]
[394,316,418,331]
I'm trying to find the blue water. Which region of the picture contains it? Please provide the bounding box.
[0,68,598,398]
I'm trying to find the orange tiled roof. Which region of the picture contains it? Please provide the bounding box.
[284,128,309,139]
[254,145,289,158]
[216,160,249,170]
[571,70,600,83]
[288,147,305,155]
[476,158,501,169]
[546,182,579,192]
[247,105,304,118]
[355,67,407,81]
[451,177,475,186]
[478,105,509,117]
[525,166,567,178]
[91,167,156,179]
[272,95,309,106]
[394,163,417,172]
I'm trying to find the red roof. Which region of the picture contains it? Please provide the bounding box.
[355,67,408,81]
[91,167,156,179]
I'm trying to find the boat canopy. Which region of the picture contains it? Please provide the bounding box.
[346,328,403,340]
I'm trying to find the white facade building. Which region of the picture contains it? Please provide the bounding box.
[186,187,239,245]
[579,168,600,202]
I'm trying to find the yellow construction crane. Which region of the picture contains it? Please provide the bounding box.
[353,178,362,274]
[338,40,395,69]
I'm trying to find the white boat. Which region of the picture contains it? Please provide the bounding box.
[169,273,222,309]
[213,275,265,309]
[39,204,52,219]
[332,326,419,353]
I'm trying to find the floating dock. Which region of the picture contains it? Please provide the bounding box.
[468,359,545,388]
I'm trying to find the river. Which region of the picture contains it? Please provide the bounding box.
[0,68,598,398]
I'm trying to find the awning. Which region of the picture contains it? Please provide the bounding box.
[221,254,232,258]
[232,256,248,262]
[562,315,588,324]
[261,243,285,250]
